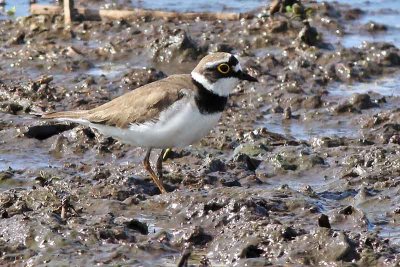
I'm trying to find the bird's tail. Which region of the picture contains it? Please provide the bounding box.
[42,110,88,120]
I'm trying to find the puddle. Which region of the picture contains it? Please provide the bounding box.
[380,226,400,246]
[86,62,131,78]
[0,0,53,19]
[0,115,59,173]
[339,33,400,49]
[318,0,400,48]
[262,72,400,142]
[0,145,59,192]
[136,214,165,235]
[329,74,400,97]
[0,152,55,171]
[254,47,285,58]
[263,114,359,141]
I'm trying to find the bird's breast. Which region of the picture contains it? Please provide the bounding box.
[127,99,222,148]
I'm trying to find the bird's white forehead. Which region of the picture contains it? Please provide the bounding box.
[233,63,242,72]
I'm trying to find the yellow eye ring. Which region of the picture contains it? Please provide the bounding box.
[217,63,230,74]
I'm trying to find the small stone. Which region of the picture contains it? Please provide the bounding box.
[332,102,355,114]
[65,46,84,58]
[0,102,23,115]
[208,43,234,53]
[344,8,364,20]
[234,153,261,171]
[184,226,212,246]
[386,52,400,66]
[1,209,8,218]
[150,29,204,63]
[340,206,354,215]
[35,75,53,85]
[318,214,331,228]
[113,227,129,241]
[269,0,300,15]
[298,21,319,46]
[311,137,344,148]
[302,95,322,109]
[270,20,288,33]
[281,226,298,240]
[0,171,13,181]
[203,158,226,173]
[283,107,292,120]
[364,21,387,33]
[98,229,114,240]
[388,134,400,144]
[125,219,148,235]
[122,196,140,205]
[121,68,166,89]
[349,93,376,110]
[271,105,284,113]
[7,31,25,45]
[240,244,264,258]
[233,144,265,158]
[220,178,241,187]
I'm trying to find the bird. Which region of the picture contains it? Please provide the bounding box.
[42,52,258,194]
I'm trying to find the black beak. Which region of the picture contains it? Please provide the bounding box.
[237,71,258,82]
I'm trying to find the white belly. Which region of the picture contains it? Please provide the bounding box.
[87,100,222,148]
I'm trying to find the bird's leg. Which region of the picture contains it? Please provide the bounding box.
[143,148,167,194]
[156,149,166,179]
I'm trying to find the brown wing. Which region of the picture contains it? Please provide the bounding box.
[43,74,196,128]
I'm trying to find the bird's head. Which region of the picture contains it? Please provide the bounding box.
[191,52,258,97]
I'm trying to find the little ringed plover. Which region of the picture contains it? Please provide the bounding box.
[42,52,258,193]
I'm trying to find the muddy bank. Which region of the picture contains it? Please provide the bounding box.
[1,0,400,266]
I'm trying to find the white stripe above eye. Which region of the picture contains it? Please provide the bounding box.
[204,55,232,68]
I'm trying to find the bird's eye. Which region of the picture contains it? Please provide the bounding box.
[217,63,230,74]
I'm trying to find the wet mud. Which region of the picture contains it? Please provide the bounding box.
[1,0,400,266]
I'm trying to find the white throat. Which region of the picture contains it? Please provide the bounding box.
[191,72,239,97]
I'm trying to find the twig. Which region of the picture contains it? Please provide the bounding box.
[177,245,192,267]
[63,0,74,25]
[59,195,78,220]
[30,4,253,21]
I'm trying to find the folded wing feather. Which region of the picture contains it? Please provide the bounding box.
[42,74,195,128]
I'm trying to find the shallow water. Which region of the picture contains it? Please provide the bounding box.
[0,0,264,18]
[0,0,53,18]
[329,74,400,97]
[86,62,132,78]
[265,0,400,140]
[320,0,400,48]
[0,152,55,171]
[264,116,360,141]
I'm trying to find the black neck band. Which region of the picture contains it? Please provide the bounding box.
[192,78,228,114]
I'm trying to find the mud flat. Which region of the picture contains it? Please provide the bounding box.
[0,0,400,266]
